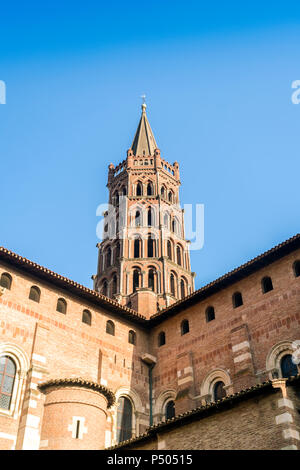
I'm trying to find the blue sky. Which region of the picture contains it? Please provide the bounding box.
[0,1,300,290]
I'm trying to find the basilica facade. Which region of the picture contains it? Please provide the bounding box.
[0,104,299,450]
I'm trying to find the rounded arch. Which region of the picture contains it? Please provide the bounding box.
[266,340,299,379]
[200,368,232,403]
[82,309,92,326]
[0,343,29,417]
[112,386,144,444]
[56,297,67,314]
[153,389,176,423]
[136,181,143,196]
[29,285,41,303]
[0,272,12,290]
[146,180,154,196]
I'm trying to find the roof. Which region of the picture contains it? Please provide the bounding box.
[0,233,299,327]
[131,103,158,157]
[38,377,115,408]
[149,233,300,326]
[108,374,300,449]
[0,246,148,326]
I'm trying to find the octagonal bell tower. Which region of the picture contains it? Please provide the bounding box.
[94,103,195,317]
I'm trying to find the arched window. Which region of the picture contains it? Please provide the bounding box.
[158,331,166,347]
[164,213,170,229]
[167,240,172,259]
[232,292,243,308]
[171,219,175,233]
[0,356,16,410]
[170,274,176,297]
[128,330,136,345]
[161,186,165,198]
[165,400,175,420]
[0,273,12,290]
[213,381,226,401]
[147,208,154,227]
[136,183,142,196]
[115,242,120,260]
[29,286,41,303]
[147,182,153,196]
[148,236,154,258]
[262,276,273,294]
[148,269,155,291]
[117,397,132,443]
[168,191,173,203]
[135,210,142,227]
[134,239,140,258]
[293,260,300,278]
[101,280,108,297]
[181,319,189,335]
[106,320,115,336]
[82,309,92,326]
[133,270,140,292]
[280,354,298,378]
[56,298,67,314]
[106,247,111,268]
[206,306,215,322]
[180,279,186,299]
[122,186,127,196]
[111,274,117,295]
[177,246,182,266]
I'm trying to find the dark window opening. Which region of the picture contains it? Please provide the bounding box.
[181,319,189,335]
[106,320,115,336]
[128,330,136,345]
[29,286,41,303]
[280,354,298,378]
[148,237,154,257]
[56,298,67,314]
[232,292,243,308]
[82,309,92,326]
[170,274,175,297]
[262,276,273,294]
[134,239,140,258]
[206,306,215,322]
[158,331,166,347]
[133,270,140,292]
[213,381,226,401]
[149,269,155,291]
[165,400,175,420]
[117,397,132,443]
[0,273,12,290]
[293,261,300,278]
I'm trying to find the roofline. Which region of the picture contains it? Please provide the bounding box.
[0,246,148,327]
[108,375,300,449]
[0,233,299,327]
[149,233,300,326]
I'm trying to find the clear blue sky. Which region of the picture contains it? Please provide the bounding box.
[0,1,299,290]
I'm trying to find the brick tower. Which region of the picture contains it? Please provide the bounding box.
[94,102,195,317]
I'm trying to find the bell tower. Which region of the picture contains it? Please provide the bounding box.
[94,103,195,317]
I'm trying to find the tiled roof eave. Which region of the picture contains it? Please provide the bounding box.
[108,375,300,449]
[149,233,300,324]
[0,247,148,326]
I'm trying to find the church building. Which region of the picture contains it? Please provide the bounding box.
[0,104,299,450]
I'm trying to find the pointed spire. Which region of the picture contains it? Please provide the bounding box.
[131,101,158,157]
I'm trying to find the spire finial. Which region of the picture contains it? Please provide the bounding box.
[140,94,147,112]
